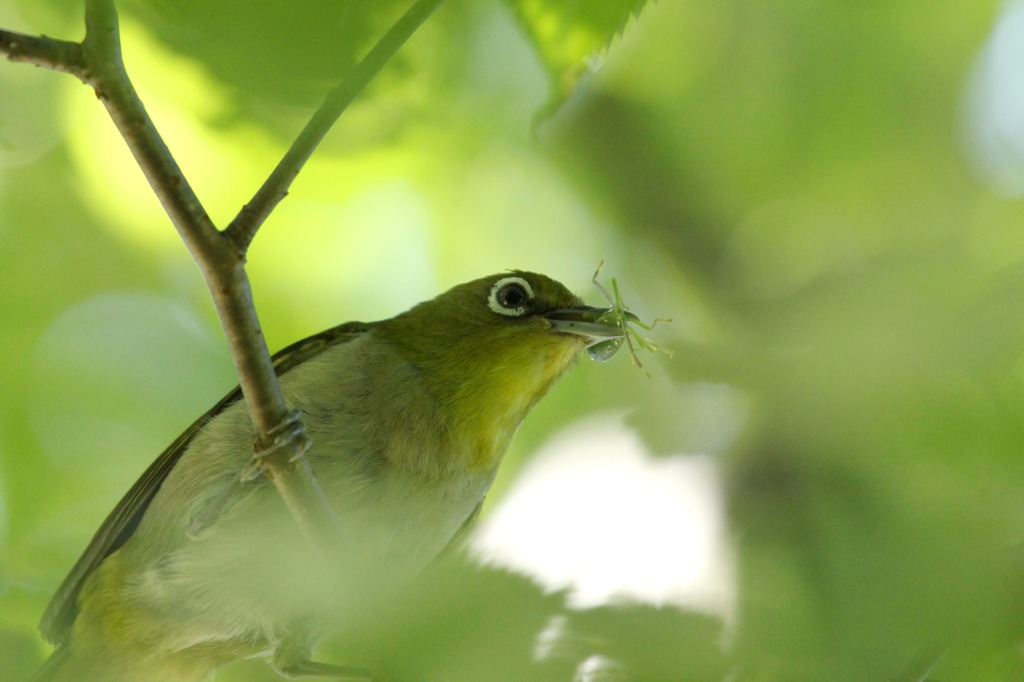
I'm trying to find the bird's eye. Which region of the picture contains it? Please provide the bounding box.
[488,276,533,317]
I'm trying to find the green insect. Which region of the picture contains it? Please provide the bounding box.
[587,261,673,377]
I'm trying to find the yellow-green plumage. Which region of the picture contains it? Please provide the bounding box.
[37,271,624,681]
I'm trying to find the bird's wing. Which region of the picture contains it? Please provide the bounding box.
[39,321,369,645]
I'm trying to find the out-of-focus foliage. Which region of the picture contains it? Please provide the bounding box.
[14,0,648,136]
[3,0,1024,680]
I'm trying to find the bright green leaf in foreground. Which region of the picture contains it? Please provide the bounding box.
[504,0,650,100]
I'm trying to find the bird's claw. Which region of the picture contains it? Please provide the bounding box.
[241,409,312,482]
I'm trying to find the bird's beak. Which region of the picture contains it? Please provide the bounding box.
[545,306,637,347]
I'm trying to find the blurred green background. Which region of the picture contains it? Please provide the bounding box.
[3,0,1024,679]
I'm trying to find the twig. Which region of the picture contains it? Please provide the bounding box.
[223,0,445,252]
[0,29,85,75]
[3,0,340,548]
[4,0,444,549]
[81,0,338,546]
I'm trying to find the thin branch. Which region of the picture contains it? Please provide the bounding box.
[80,0,337,547]
[81,0,338,547]
[223,0,446,252]
[79,0,292,445]
[82,0,221,262]
[0,28,86,74]
[3,0,443,550]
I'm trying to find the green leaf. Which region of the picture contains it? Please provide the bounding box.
[504,0,651,100]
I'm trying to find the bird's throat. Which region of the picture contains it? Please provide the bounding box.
[445,342,579,474]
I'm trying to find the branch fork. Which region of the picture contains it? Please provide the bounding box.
[1,0,445,548]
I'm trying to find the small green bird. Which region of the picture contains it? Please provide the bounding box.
[36,271,626,681]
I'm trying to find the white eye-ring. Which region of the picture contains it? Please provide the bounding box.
[488,276,533,317]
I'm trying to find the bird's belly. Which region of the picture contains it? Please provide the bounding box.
[116,467,488,654]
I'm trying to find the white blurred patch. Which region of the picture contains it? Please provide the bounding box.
[574,654,628,682]
[965,0,1024,195]
[472,414,735,625]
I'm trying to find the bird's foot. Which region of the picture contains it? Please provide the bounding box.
[241,409,311,482]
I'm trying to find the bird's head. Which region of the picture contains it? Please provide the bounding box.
[375,271,625,472]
